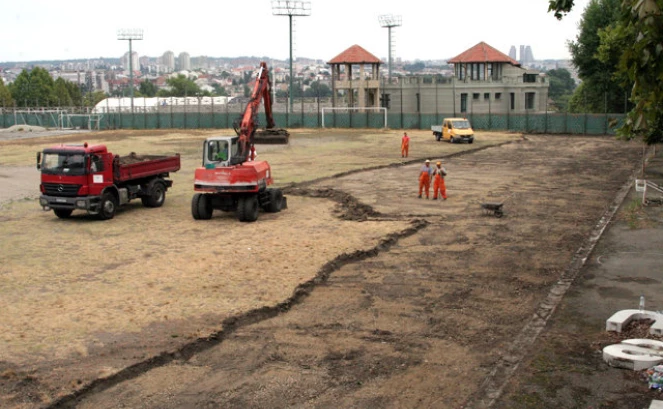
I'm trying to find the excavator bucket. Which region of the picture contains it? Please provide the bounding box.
[254,128,290,145]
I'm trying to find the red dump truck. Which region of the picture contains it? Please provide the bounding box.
[37,142,180,220]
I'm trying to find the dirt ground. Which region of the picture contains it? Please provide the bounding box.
[0,128,653,409]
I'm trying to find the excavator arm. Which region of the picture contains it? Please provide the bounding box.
[232,62,288,165]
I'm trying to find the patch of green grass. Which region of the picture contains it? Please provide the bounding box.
[624,198,644,229]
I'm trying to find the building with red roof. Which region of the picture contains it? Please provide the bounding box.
[327,45,383,110]
[379,41,548,116]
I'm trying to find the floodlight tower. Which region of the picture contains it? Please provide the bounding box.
[117,28,143,113]
[378,15,402,82]
[272,0,311,114]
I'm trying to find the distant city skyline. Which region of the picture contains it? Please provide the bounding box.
[2,0,590,64]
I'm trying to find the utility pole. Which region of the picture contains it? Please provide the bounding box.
[272,1,311,115]
[117,29,143,113]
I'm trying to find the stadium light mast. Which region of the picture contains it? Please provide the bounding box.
[117,28,143,113]
[378,15,401,83]
[272,1,311,114]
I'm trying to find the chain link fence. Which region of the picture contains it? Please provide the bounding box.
[0,98,626,135]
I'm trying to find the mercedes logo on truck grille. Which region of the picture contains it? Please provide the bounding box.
[57,184,64,192]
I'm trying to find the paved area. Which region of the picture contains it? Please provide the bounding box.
[495,146,663,409]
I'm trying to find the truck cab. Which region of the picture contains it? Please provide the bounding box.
[38,144,115,218]
[432,118,475,144]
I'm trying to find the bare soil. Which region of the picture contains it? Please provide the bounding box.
[0,129,650,409]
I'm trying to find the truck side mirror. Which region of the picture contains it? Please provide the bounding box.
[36,152,41,170]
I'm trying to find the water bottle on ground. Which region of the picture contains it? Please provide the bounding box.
[640,295,645,312]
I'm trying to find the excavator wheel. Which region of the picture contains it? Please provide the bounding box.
[264,188,284,213]
[254,128,290,145]
[237,195,259,222]
[192,193,213,220]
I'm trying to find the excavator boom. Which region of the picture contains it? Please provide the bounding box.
[234,62,289,163]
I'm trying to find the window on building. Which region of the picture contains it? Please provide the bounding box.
[523,74,537,83]
[484,93,490,100]
[510,93,515,110]
[525,92,535,110]
[479,63,485,80]
[473,93,480,100]
[456,64,466,80]
[492,63,502,81]
[460,93,467,113]
[487,63,493,80]
[495,92,502,100]
[380,93,391,109]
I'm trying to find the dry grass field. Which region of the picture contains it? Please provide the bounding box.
[0,128,648,408]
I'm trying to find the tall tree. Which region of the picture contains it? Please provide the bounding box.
[10,67,57,107]
[566,0,631,113]
[546,68,576,111]
[549,0,663,144]
[64,80,83,106]
[139,80,158,97]
[157,74,203,97]
[0,78,14,107]
[53,78,73,106]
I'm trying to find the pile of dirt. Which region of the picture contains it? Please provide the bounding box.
[284,187,382,221]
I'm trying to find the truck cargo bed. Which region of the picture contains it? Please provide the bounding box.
[115,153,181,182]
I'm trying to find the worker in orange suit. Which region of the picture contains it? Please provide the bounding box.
[418,159,433,199]
[401,132,410,158]
[432,161,448,200]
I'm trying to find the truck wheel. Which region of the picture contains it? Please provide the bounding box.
[142,181,166,208]
[435,133,441,142]
[237,195,259,222]
[468,138,474,144]
[98,192,118,220]
[192,193,213,220]
[265,188,283,213]
[53,209,73,219]
[449,136,455,144]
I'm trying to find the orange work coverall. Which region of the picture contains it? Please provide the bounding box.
[418,163,432,198]
[433,166,447,200]
[401,134,410,158]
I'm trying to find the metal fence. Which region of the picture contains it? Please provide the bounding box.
[0,101,625,135]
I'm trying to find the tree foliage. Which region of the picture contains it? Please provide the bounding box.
[0,78,14,107]
[546,68,576,111]
[139,80,158,97]
[53,78,73,106]
[549,0,663,144]
[156,74,208,97]
[10,67,57,107]
[567,0,631,114]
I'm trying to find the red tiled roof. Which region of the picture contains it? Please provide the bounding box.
[447,42,520,66]
[327,45,382,65]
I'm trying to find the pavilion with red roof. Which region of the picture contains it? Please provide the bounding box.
[327,45,383,110]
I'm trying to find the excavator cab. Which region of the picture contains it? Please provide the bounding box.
[202,136,239,169]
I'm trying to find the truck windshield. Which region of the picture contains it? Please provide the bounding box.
[41,152,87,176]
[451,120,471,129]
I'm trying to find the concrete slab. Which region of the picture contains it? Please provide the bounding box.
[606,309,663,335]
[650,400,663,409]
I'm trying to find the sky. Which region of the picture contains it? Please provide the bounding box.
[1,0,591,64]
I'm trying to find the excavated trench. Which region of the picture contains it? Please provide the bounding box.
[47,188,428,409]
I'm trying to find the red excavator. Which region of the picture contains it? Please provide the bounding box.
[191,62,289,222]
